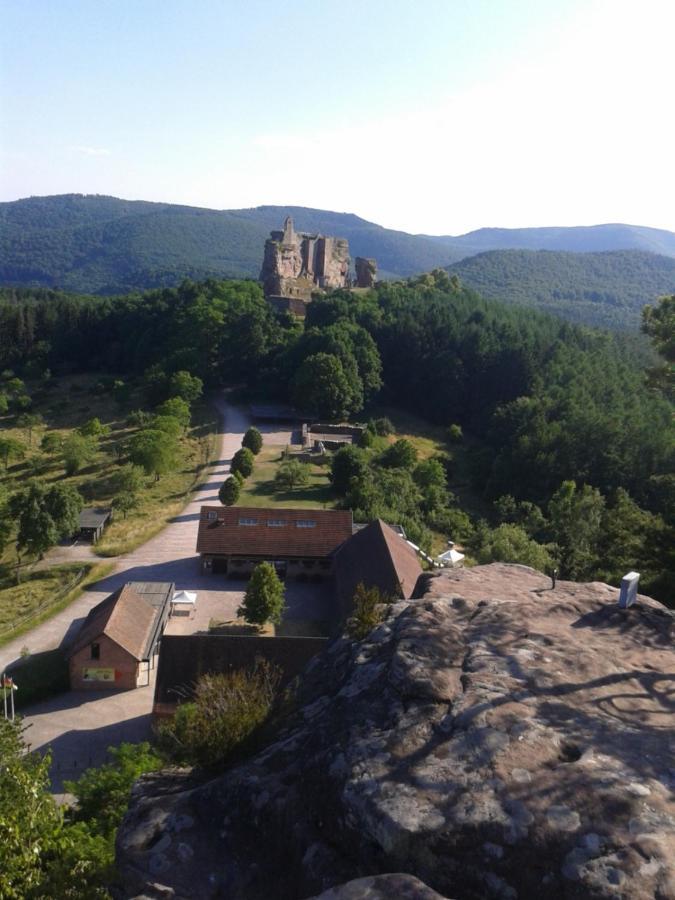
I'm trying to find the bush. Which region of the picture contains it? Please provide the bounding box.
[378,438,418,470]
[155,664,280,767]
[242,427,263,455]
[347,583,391,640]
[447,423,463,443]
[231,447,254,478]
[219,476,240,506]
[371,417,394,436]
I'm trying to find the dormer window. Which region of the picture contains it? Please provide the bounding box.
[296,520,316,528]
[267,519,287,527]
[207,511,217,521]
[239,518,258,526]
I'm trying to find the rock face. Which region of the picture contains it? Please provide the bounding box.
[260,216,351,305]
[354,257,377,288]
[116,564,675,900]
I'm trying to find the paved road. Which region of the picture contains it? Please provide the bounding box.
[3,402,310,791]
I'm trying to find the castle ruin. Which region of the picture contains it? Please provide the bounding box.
[260,216,377,314]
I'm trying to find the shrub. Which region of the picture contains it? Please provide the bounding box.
[219,476,240,506]
[155,663,280,767]
[347,583,391,640]
[242,427,263,455]
[378,438,418,470]
[371,416,394,436]
[447,423,463,443]
[231,447,254,478]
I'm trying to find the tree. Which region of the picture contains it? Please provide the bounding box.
[156,396,191,429]
[0,435,25,470]
[113,491,138,519]
[168,370,203,404]
[473,523,554,572]
[379,438,418,470]
[548,481,605,579]
[16,412,44,446]
[151,414,183,439]
[642,294,674,399]
[219,476,240,506]
[330,445,369,495]
[238,562,285,627]
[40,432,63,455]
[242,426,263,455]
[62,433,97,475]
[447,423,463,443]
[110,463,145,495]
[44,483,83,537]
[291,352,359,419]
[128,428,177,480]
[274,459,310,492]
[77,417,110,439]
[9,483,59,559]
[371,417,394,436]
[127,409,151,428]
[231,447,254,478]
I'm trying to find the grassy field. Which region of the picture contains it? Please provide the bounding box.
[0,375,219,564]
[0,561,114,649]
[236,444,336,509]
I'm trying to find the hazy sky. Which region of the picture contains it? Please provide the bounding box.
[2,0,674,234]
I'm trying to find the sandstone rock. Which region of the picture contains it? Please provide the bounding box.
[309,873,451,899]
[355,257,377,288]
[260,216,352,305]
[116,564,675,899]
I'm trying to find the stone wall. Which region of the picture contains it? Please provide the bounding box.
[261,217,352,302]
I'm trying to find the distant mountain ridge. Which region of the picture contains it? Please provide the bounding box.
[2,194,675,329]
[446,248,675,330]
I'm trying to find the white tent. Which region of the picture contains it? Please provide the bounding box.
[437,548,465,567]
[171,590,197,605]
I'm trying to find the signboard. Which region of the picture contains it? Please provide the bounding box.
[83,667,116,682]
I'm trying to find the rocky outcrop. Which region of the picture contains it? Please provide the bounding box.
[116,564,675,900]
[354,257,377,288]
[260,216,351,303]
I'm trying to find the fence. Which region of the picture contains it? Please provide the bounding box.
[0,567,86,641]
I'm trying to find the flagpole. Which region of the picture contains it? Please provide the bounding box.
[2,672,6,721]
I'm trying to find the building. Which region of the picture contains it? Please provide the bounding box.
[77,507,112,543]
[67,582,174,690]
[153,633,328,718]
[332,519,423,626]
[196,506,353,579]
[260,216,377,314]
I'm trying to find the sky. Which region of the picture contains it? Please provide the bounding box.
[1,0,675,235]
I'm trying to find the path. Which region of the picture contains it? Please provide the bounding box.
[0,397,249,672]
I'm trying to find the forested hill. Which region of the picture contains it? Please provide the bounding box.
[446,249,675,330]
[0,194,465,293]
[3,193,675,306]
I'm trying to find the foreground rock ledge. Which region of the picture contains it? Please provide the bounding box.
[116,564,675,900]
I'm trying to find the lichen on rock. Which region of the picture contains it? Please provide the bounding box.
[116,564,675,900]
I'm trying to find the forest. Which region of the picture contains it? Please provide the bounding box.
[0,272,672,602]
[446,248,675,330]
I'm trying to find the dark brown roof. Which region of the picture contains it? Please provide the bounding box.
[78,507,112,528]
[154,634,328,706]
[333,519,423,623]
[196,506,353,559]
[67,582,173,661]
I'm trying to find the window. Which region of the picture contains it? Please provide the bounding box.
[267,519,287,527]
[295,520,317,528]
[91,642,100,660]
[238,518,258,526]
[207,511,217,521]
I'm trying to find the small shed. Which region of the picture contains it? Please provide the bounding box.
[77,507,112,543]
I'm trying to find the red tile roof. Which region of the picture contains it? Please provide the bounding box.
[196,506,353,559]
[67,585,157,661]
[333,519,423,620]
